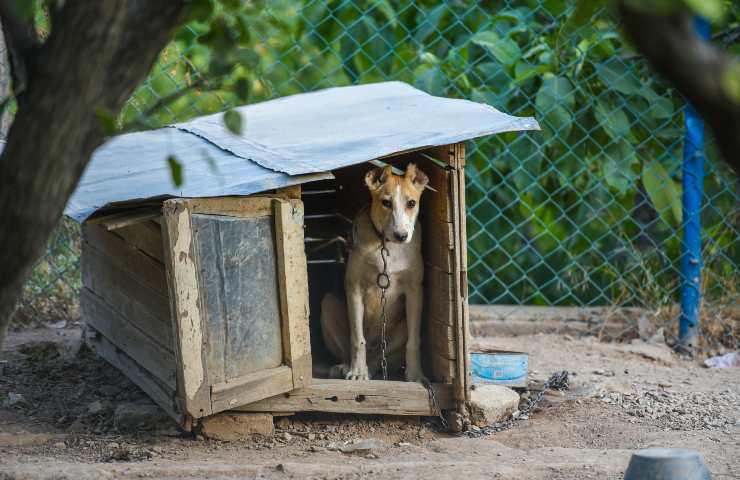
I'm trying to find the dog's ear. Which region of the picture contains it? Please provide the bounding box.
[365,166,391,192]
[405,163,429,191]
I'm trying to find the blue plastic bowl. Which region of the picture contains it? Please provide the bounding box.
[624,448,711,480]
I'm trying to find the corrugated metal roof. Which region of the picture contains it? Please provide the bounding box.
[64,81,539,222]
[64,129,330,222]
[174,81,539,175]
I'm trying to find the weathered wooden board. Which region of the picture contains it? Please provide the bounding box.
[85,325,182,426]
[161,200,212,418]
[234,379,453,415]
[81,244,172,349]
[210,365,294,413]
[192,213,284,383]
[83,223,168,297]
[81,288,176,389]
[273,199,312,390]
[113,220,164,262]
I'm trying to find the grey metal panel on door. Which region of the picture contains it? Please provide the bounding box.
[191,213,284,382]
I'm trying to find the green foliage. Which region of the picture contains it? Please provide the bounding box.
[123,0,738,308]
[167,155,183,187]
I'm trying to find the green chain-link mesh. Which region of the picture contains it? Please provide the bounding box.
[21,1,738,347]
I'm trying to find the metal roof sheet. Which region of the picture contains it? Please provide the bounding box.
[174,81,539,175]
[64,81,539,222]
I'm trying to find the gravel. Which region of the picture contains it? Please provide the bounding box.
[594,385,739,431]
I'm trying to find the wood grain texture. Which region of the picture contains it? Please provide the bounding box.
[81,243,172,349]
[94,209,161,231]
[210,365,294,413]
[81,288,176,389]
[234,379,453,415]
[82,223,167,296]
[185,196,274,218]
[273,199,312,389]
[113,220,164,262]
[449,143,469,403]
[161,199,211,418]
[455,142,472,401]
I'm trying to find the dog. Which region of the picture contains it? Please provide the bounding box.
[320,163,429,382]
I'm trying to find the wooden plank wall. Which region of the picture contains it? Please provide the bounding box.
[80,220,182,423]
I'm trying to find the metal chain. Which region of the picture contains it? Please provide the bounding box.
[376,237,390,381]
[376,234,448,429]
[463,370,569,437]
[423,378,449,430]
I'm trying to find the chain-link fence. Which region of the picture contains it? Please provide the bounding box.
[18,1,739,349]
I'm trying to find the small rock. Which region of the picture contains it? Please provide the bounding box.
[108,442,120,449]
[308,445,326,453]
[88,400,105,414]
[340,438,387,454]
[53,442,66,449]
[397,442,412,447]
[113,403,175,433]
[307,433,316,441]
[603,381,634,396]
[468,385,520,427]
[365,453,378,459]
[281,432,293,442]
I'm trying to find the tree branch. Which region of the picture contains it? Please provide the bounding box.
[0,0,40,96]
[618,2,740,176]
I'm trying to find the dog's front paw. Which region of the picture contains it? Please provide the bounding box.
[345,362,369,381]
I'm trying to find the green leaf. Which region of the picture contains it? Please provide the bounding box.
[94,107,117,136]
[684,0,724,21]
[602,141,637,194]
[188,0,214,22]
[223,109,243,135]
[596,58,642,95]
[594,100,631,139]
[559,0,607,38]
[536,75,575,138]
[371,0,397,29]
[471,31,521,66]
[514,61,550,84]
[234,77,250,103]
[640,87,675,120]
[643,161,682,227]
[414,65,446,96]
[167,155,183,187]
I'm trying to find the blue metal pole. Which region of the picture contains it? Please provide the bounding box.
[678,17,710,353]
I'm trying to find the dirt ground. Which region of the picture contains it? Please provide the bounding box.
[1,325,738,480]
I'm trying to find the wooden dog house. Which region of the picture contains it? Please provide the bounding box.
[67,82,538,430]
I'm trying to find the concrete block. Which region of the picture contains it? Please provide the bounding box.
[468,385,520,427]
[200,412,274,441]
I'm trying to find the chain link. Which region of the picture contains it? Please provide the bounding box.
[463,370,569,437]
[377,237,390,381]
[423,378,449,430]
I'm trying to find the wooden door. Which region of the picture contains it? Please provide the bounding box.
[161,196,311,421]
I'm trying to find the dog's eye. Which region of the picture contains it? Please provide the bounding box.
[407,200,416,209]
[382,199,392,209]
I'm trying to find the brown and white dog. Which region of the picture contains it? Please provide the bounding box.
[320,163,429,382]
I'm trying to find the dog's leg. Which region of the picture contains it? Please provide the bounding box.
[404,284,427,382]
[345,287,369,380]
[320,293,351,378]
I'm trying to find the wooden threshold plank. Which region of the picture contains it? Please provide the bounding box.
[234,379,454,415]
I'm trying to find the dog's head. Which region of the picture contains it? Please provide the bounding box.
[365,163,429,243]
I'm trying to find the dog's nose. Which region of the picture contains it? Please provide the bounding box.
[394,231,408,242]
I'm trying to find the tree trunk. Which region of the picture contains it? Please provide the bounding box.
[0,1,187,347]
[619,3,740,175]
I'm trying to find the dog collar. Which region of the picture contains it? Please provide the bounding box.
[366,208,386,242]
